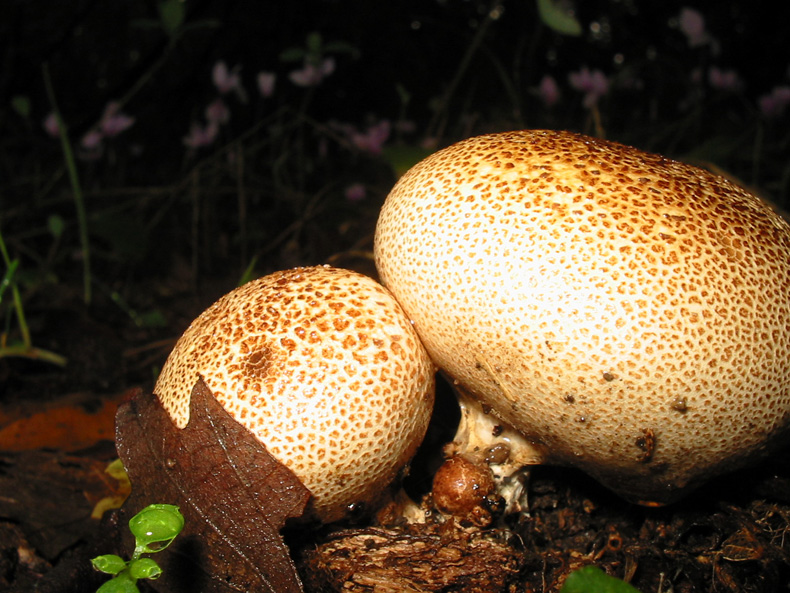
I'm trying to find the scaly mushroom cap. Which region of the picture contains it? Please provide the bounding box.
[374,130,790,504]
[154,265,435,523]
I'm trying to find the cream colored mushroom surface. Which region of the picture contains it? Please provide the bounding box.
[374,129,790,506]
[154,265,435,523]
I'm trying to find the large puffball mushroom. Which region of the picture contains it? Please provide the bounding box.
[154,265,435,523]
[374,129,790,507]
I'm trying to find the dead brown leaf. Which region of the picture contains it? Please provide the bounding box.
[0,390,131,451]
[115,379,310,593]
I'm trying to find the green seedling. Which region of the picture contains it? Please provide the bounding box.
[132,0,219,46]
[560,565,643,593]
[92,503,184,593]
[537,0,583,36]
[0,227,67,367]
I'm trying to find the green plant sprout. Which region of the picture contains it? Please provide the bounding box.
[92,503,184,593]
[560,565,643,593]
[132,0,220,47]
[536,0,583,36]
[0,227,67,367]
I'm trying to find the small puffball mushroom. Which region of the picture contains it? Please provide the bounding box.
[154,265,435,523]
[374,129,790,507]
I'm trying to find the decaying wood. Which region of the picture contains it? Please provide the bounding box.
[301,521,524,593]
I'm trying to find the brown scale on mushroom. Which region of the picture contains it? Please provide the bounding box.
[375,129,790,507]
[154,265,435,523]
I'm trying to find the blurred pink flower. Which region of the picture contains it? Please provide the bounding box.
[350,120,391,154]
[568,67,609,108]
[708,67,742,92]
[99,102,135,137]
[80,129,103,150]
[344,183,366,202]
[42,112,60,137]
[759,86,790,118]
[289,57,335,87]
[420,136,439,150]
[257,71,276,98]
[213,61,239,92]
[393,119,416,134]
[77,128,104,160]
[679,8,708,47]
[212,61,247,101]
[538,75,561,107]
[689,67,703,85]
[205,98,230,125]
[183,120,219,148]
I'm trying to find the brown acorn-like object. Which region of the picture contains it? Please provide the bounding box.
[432,455,497,523]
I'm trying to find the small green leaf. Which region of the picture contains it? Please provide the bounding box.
[560,565,643,593]
[96,572,140,593]
[128,558,163,580]
[537,0,583,36]
[136,309,167,328]
[130,504,184,555]
[91,554,128,576]
[306,32,323,54]
[238,256,259,287]
[157,0,185,38]
[11,95,31,119]
[47,214,65,239]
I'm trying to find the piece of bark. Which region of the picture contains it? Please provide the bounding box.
[301,521,524,593]
[115,380,311,593]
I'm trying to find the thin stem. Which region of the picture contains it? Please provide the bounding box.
[42,63,92,304]
[0,229,68,367]
[0,344,68,367]
[426,2,498,141]
[115,39,176,112]
[0,231,31,347]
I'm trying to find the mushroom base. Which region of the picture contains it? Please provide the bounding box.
[444,388,546,515]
